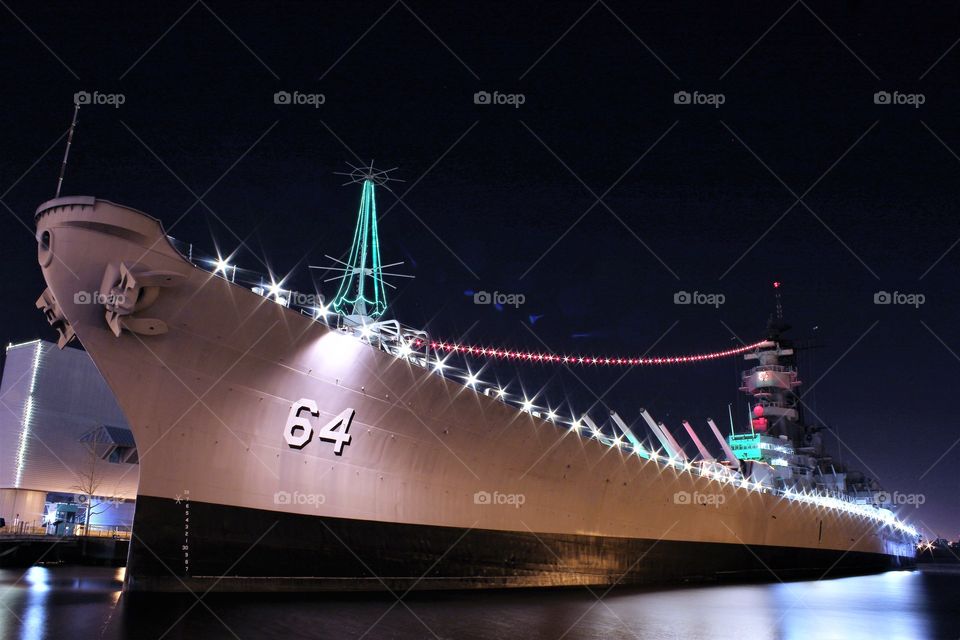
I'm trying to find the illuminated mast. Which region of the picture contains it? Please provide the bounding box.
[333,177,386,319]
[743,281,800,441]
[312,161,411,327]
[727,282,829,491]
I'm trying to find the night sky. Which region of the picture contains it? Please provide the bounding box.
[1,1,958,538]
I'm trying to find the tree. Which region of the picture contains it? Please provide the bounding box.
[73,426,119,535]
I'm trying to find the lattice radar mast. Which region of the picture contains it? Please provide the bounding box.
[311,162,411,326]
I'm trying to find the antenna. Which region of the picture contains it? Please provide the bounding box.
[772,280,783,321]
[332,160,404,187]
[55,104,80,198]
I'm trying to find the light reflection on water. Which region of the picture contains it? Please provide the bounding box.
[600,571,935,639]
[21,568,47,640]
[1,566,957,639]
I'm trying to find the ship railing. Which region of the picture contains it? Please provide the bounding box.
[74,524,132,539]
[0,523,131,538]
[0,523,46,536]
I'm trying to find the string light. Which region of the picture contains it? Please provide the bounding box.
[313,303,331,321]
[428,340,768,366]
[212,256,233,278]
[332,179,387,319]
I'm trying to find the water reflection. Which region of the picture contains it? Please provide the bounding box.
[0,565,125,640]
[770,571,931,639]
[0,566,957,639]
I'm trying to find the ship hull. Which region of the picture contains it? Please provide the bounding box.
[33,197,916,592]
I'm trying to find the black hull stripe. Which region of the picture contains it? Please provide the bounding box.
[126,495,916,593]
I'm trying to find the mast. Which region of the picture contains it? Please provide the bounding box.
[726,281,838,492]
[335,178,383,319]
[311,161,411,327]
[740,281,801,443]
[55,105,80,198]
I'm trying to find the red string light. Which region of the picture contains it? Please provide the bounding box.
[427,340,768,366]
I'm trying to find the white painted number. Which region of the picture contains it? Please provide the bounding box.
[284,399,354,455]
[284,398,318,449]
[317,409,354,455]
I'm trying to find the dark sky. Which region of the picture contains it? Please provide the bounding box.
[1,1,958,538]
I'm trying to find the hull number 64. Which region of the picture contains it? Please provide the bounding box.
[284,399,354,455]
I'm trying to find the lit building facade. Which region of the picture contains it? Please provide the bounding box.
[0,339,138,532]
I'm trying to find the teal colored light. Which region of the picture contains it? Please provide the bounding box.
[727,434,762,460]
[332,179,387,319]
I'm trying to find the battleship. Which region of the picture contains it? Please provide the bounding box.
[32,165,916,593]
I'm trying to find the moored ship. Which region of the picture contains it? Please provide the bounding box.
[32,176,916,592]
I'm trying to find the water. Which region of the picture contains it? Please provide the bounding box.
[2,566,959,640]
